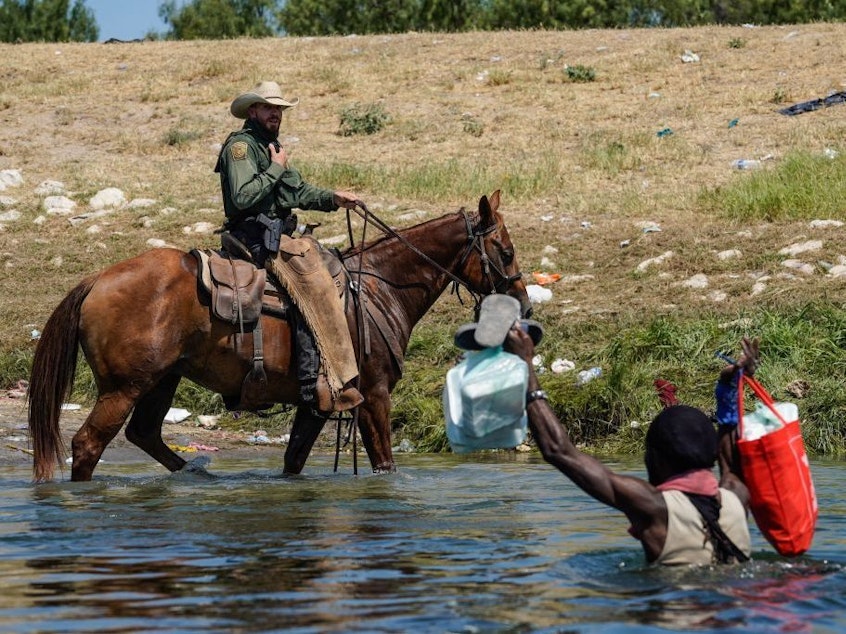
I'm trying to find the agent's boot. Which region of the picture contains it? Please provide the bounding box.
[313,374,363,414]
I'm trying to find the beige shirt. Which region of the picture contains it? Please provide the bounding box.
[656,489,751,566]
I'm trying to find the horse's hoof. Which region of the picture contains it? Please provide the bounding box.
[372,462,397,474]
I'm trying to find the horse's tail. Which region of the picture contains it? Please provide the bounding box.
[28,274,99,482]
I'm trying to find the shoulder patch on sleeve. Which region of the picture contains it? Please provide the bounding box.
[230,141,248,161]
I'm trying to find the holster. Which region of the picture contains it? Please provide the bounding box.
[256,213,298,253]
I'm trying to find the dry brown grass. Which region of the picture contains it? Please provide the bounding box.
[1,25,845,353]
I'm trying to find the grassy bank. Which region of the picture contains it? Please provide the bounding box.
[1,25,845,454]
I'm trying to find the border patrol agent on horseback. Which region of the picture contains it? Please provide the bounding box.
[215,81,364,415]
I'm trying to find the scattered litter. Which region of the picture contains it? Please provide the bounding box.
[532,272,562,285]
[393,438,416,453]
[6,444,33,456]
[197,415,220,429]
[823,148,839,159]
[779,91,846,116]
[732,159,761,170]
[247,431,270,444]
[577,367,602,385]
[642,225,661,234]
[542,245,559,255]
[550,358,576,374]
[648,92,661,99]
[656,127,673,138]
[580,221,592,229]
[164,407,191,423]
[680,50,700,63]
[168,443,198,453]
[619,239,631,248]
[60,403,81,411]
[540,214,554,222]
[532,354,545,373]
[728,118,739,128]
[188,442,219,452]
[526,284,553,303]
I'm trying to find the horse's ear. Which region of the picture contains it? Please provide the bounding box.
[478,189,501,224]
[488,189,501,213]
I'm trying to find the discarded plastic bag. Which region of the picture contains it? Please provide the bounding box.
[443,347,528,453]
[737,374,817,556]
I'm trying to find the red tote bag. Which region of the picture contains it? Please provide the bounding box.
[737,374,818,557]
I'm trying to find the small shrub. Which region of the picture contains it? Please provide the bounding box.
[163,127,201,146]
[728,37,746,49]
[462,114,484,137]
[565,64,596,82]
[338,102,390,136]
[771,87,787,104]
[487,69,512,86]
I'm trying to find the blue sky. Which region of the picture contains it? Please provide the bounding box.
[85,0,169,41]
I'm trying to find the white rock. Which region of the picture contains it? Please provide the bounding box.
[540,256,556,268]
[681,274,709,289]
[85,225,102,234]
[34,180,65,195]
[709,290,727,302]
[781,259,814,275]
[681,50,700,63]
[183,221,216,234]
[562,274,595,284]
[0,169,23,189]
[0,210,21,222]
[146,238,168,248]
[636,251,674,272]
[89,187,126,210]
[751,281,767,296]
[809,219,843,229]
[0,196,16,206]
[542,245,559,255]
[526,284,553,303]
[778,240,822,256]
[127,198,156,208]
[716,249,741,260]
[51,255,63,268]
[44,195,77,214]
[396,209,428,222]
[827,265,846,278]
[33,215,46,225]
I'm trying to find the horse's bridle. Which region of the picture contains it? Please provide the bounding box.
[345,203,523,310]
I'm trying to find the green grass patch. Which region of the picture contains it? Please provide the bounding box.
[702,150,846,221]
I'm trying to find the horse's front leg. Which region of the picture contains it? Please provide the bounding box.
[283,406,329,474]
[356,388,396,474]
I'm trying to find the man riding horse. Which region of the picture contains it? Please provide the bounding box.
[215,80,364,415]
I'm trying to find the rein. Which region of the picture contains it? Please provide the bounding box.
[330,200,522,474]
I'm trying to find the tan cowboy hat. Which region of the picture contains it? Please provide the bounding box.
[230,81,299,119]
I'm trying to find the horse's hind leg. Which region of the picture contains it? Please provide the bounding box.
[125,374,187,473]
[71,391,136,481]
[283,406,329,474]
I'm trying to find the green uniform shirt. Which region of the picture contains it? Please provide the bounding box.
[215,119,337,226]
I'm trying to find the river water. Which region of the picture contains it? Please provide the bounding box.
[0,451,843,633]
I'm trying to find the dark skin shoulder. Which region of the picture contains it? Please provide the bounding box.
[505,328,668,562]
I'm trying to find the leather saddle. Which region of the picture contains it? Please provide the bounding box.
[188,236,349,412]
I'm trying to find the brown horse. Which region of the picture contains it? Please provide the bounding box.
[28,191,530,482]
